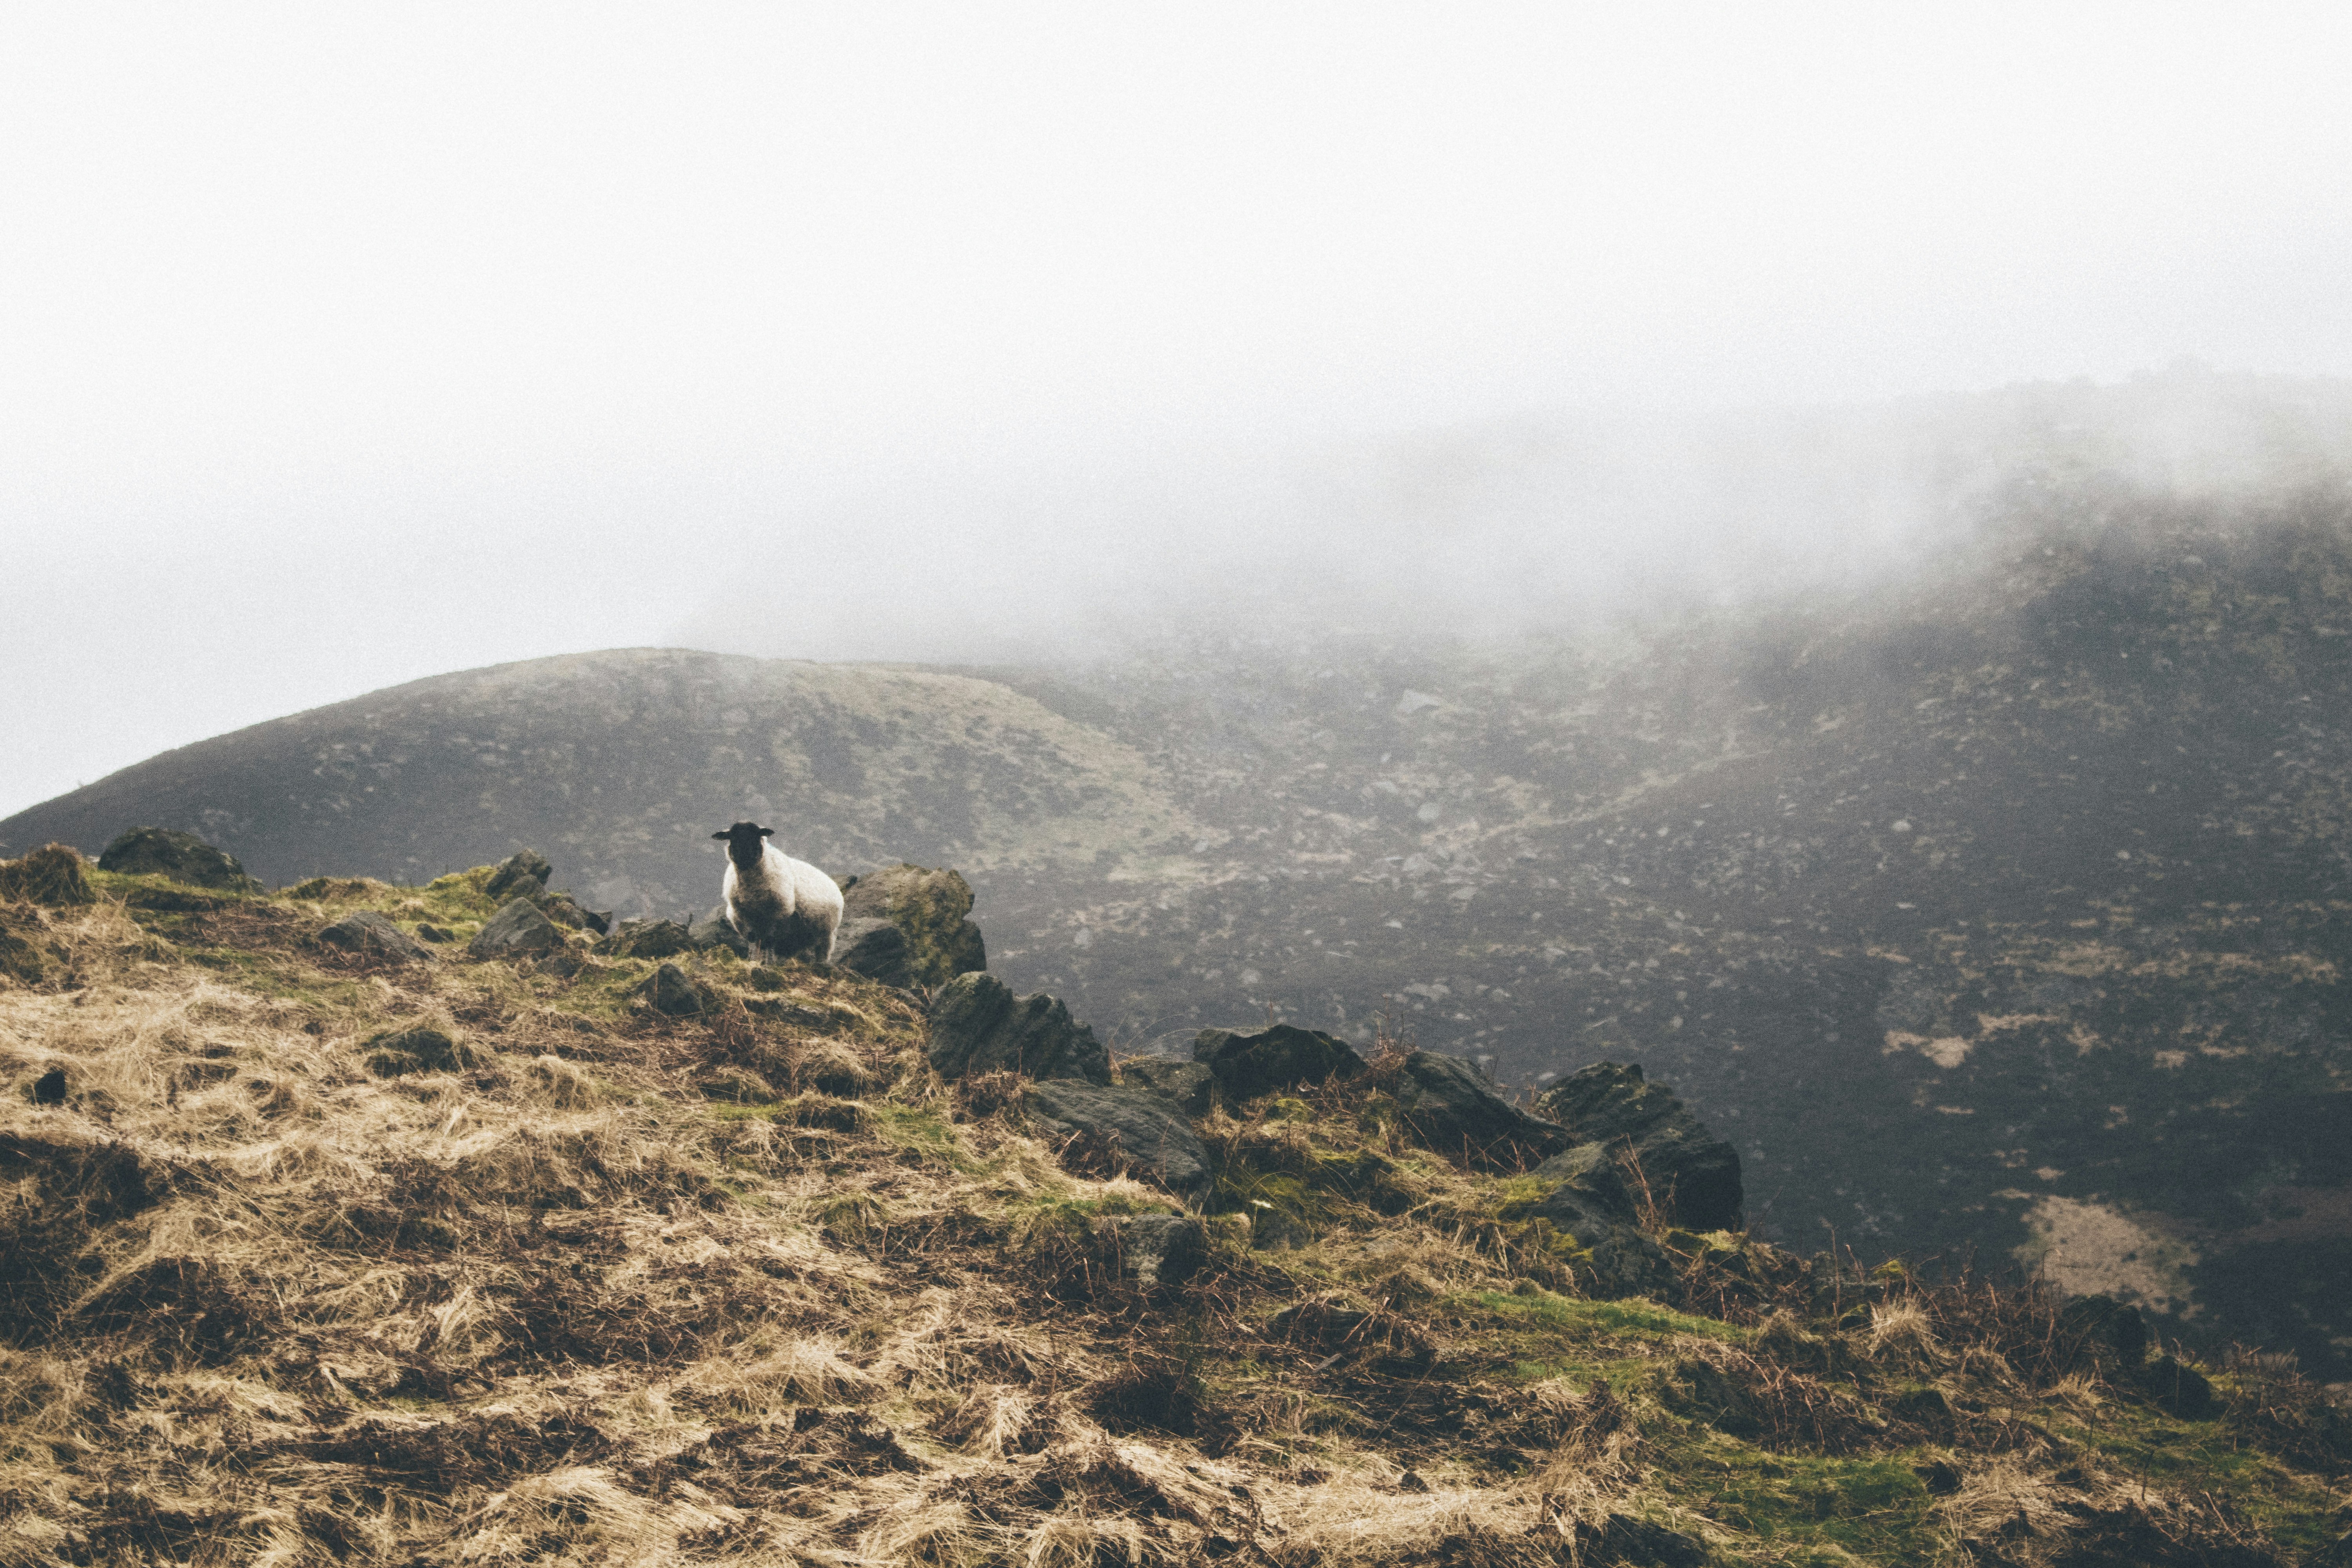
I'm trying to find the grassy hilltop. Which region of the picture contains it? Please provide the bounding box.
[1,852,2346,1566]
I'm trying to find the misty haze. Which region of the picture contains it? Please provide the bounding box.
[6,9,2352,1564]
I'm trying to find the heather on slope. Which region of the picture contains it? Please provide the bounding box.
[0,853,2344,1566]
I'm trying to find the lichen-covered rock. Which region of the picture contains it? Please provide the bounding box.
[1120,1057,1215,1116]
[0,844,96,906]
[483,850,554,902]
[96,827,258,891]
[468,898,563,959]
[689,905,751,958]
[1025,1079,1211,1199]
[1094,1212,1209,1285]
[316,910,433,965]
[647,962,710,1018]
[1536,1061,1744,1232]
[602,918,694,959]
[1391,1051,1572,1169]
[1192,1024,1363,1103]
[830,917,912,986]
[838,864,985,988]
[927,973,1109,1084]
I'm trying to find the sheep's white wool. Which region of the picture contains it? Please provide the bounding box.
[722,840,844,963]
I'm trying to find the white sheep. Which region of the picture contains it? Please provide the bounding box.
[711,820,843,964]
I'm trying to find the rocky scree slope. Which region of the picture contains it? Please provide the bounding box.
[0,842,2346,1566]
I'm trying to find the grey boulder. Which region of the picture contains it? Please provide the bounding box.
[484,850,554,901]
[1094,1212,1209,1286]
[689,905,751,958]
[1192,1023,1363,1103]
[838,864,987,987]
[316,910,432,965]
[1025,1078,1212,1200]
[928,972,1109,1084]
[1536,1062,1744,1232]
[468,897,564,959]
[1391,1051,1573,1169]
[1120,1057,1216,1116]
[831,916,912,986]
[97,827,259,891]
[1529,1143,1677,1299]
[647,962,710,1018]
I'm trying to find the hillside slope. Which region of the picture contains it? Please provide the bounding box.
[1,860,2344,1566]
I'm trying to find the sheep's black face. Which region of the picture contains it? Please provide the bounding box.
[711,820,774,867]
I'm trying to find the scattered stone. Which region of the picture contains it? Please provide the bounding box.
[838,863,986,987]
[32,1067,67,1105]
[2144,1354,2217,1419]
[1536,1061,1745,1232]
[316,910,433,965]
[363,1027,478,1077]
[0,843,96,906]
[602,918,694,960]
[468,898,564,959]
[2061,1293,2149,1371]
[830,917,912,986]
[1191,1024,1363,1103]
[647,962,709,1017]
[1024,1078,1211,1199]
[1094,1213,1208,1285]
[928,973,1110,1084]
[688,904,751,958]
[1121,1057,1216,1116]
[484,850,554,902]
[97,827,259,891]
[1390,1051,1573,1169]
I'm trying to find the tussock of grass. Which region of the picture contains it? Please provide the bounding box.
[0,871,2337,1565]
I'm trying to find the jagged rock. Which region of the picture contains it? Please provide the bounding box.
[648,962,710,1017]
[2144,1354,2217,1419]
[0,844,96,906]
[1121,1057,1216,1116]
[468,898,563,959]
[1094,1213,1208,1285]
[484,850,554,901]
[1533,1142,1641,1244]
[363,1027,479,1076]
[1192,1024,1363,1103]
[838,864,985,987]
[927,973,1109,1084]
[689,904,751,958]
[830,917,912,986]
[539,893,605,933]
[1024,1079,1210,1199]
[2061,1293,2149,1371]
[602,918,694,959]
[1391,1051,1573,1169]
[1536,1062,1744,1232]
[97,827,258,891]
[316,911,433,965]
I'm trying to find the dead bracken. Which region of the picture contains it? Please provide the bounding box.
[0,845,2343,1566]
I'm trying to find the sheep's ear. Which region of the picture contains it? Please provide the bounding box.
[759,827,774,837]
[711,831,729,840]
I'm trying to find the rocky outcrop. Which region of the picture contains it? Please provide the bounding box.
[96,827,259,891]
[835,864,986,988]
[0,844,96,907]
[316,911,433,965]
[1529,1142,1677,1299]
[1192,1024,1363,1103]
[927,973,1109,1085]
[1536,1062,1744,1232]
[1390,1051,1572,1169]
[484,850,553,902]
[1024,1079,1211,1200]
[689,905,751,958]
[602,918,694,960]
[468,898,564,959]
[1120,1058,1215,1116]
[1093,1213,1209,1285]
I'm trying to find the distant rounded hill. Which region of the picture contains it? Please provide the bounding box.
[0,649,1189,918]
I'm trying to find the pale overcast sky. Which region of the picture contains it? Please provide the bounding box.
[6,4,2352,816]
